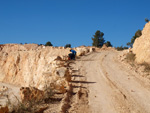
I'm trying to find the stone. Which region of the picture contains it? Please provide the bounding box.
[0,86,8,92]
[20,87,44,103]
[55,67,67,77]
[76,47,89,56]
[89,47,95,52]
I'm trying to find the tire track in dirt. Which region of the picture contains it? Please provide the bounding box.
[87,52,131,113]
[99,50,150,113]
[70,50,150,113]
[99,52,142,113]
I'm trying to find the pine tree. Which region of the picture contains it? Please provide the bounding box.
[92,30,105,47]
[127,29,142,48]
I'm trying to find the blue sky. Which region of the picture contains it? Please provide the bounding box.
[0,0,149,47]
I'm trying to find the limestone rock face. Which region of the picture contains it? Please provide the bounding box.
[0,44,39,52]
[0,44,94,94]
[133,22,150,64]
[37,60,70,92]
[0,44,70,88]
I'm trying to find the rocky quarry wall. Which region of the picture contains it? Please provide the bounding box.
[133,22,150,64]
[0,44,95,92]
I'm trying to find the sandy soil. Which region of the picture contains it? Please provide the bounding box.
[69,50,150,113]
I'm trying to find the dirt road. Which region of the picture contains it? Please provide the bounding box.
[70,50,150,113]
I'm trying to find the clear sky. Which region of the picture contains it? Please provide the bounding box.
[0,0,150,47]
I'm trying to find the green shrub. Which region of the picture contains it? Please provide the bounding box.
[145,18,149,23]
[116,46,128,51]
[45,41,53,46]
[105,41,112,47]
[64,44,71,48]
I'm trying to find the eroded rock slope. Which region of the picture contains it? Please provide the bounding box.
[133,22,150,64]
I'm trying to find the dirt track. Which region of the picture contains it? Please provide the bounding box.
[70,50,150,113]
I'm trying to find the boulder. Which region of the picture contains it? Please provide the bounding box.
[89,47,95,52]
[55,67,67,77]
[38,66,70,92]
[76,47,89,56]
[20,87,44,103]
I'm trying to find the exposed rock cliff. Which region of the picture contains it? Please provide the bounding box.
[133,22,150,64]
[0,44,70,88]
[0,44,94,91]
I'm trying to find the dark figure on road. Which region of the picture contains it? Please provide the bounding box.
[68,49,76,60]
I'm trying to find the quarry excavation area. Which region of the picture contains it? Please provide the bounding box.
[1,19,150,113]
[1,49,150,113]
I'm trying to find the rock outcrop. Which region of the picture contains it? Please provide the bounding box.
[0,44,94,92]
[0,44,96,112]
[133,22,150,64]
[0,44,71,89]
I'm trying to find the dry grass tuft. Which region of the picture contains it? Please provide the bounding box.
[126,52,136,62]
[140,62,150,72]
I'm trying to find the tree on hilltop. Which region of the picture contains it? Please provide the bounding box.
[92,30,105,47]
[45,41,53,46]
[145,18,149,23]
[105,41,112,47]
[64,44,71,48]
[127,29,142,48]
